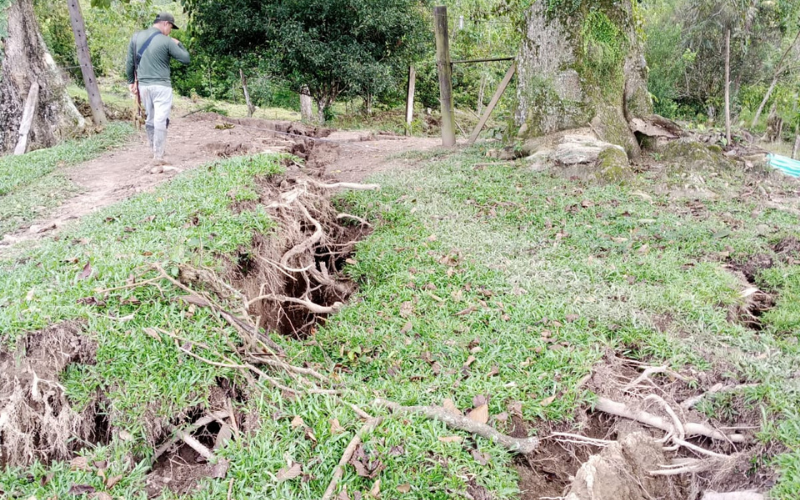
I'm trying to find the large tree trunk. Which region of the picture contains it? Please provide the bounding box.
[516,0,653,159]
[1,0,85,153]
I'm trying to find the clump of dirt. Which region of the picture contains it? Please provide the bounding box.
[203,141,253,158]
[0,322,99,467]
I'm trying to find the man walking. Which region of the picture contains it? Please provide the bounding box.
[126,13,190,166]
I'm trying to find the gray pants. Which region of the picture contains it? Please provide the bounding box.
[140,85,173,160]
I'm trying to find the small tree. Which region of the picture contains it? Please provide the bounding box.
[183,0,428,123]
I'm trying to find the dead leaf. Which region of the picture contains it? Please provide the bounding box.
[388,445,405,456]
[581,200,594,208]
[508,401,522,415]
[211,459,230,479]
[214,424,233,450]
[565,314,580,323]
[399,301,413,318]
[78,261,93,280]
[291,415,305,429]
[338,487,351,500]
[179,294,211,308]
[455,305,477,316]
[540,395,556,407]
[442,398,461,415]
[463,355,476,368]
[397,483,411,493]
[470,449,490,465]
[143,328,161,340]
[68,484,96,495]
[276,462,302,482]
[91,493,112,500]
[330,418,345,434]
[118,430,132,441]
[438,435,463,443]
[70,456,90,471]
[431,361,442,375]
[467,404,489,424]
[472,394,488,407]
[105,475,123,489]
[349,444,385,478]
[369,479,381,498]
[304,426,318,445]
[400,321,412,334]
[487,365,499,377]
[494,412,509,423]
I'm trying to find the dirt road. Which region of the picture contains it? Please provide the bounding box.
[2,114,440,248]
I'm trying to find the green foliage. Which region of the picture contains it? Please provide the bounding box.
[579,10,626,83]
[183,0,429,120]
[643,0,800,122]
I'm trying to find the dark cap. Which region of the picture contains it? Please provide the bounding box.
[154,12,179,30]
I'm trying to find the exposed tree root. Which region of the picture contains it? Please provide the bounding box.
[594,396,747,443]
[247,293,343,314]
[321,417,384,500]
[375,399,539,453]
[680,384,759,410]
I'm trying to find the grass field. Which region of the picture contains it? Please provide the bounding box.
[0,123,133,238]
[0,142,799,499]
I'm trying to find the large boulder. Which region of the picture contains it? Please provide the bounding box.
[516,0,652,159]
[526,131,632,183]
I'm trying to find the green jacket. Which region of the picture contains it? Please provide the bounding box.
[126,27,190,87]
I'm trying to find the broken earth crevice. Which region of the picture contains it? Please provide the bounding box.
[0,322,103,468]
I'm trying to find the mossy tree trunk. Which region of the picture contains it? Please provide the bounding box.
[0,0,84,153]
[515,0,652,159]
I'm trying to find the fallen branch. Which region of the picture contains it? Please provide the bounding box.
[375,399,539,454]
[595,396,746,443]
[321,417,384,500]
[701,492,764,500]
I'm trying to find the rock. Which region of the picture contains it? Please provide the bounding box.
[661,140,736,173]
[525,149,552,172]
[566,433,676,500]
[551,134,632,183]
[162,166,180,173]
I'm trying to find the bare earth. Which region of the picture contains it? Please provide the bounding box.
[2,115,440,247]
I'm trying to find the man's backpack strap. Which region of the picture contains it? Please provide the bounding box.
[134,31,161,71]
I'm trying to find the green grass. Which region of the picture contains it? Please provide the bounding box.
[0,123,133,237]
[0,145,799,499]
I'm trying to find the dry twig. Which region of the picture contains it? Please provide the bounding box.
[375,399,539,453]
[321,417,384,500]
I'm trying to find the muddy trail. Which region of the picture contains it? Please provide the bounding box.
[0,113,439,249]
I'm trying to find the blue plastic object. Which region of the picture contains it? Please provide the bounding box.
[767,153,800,178]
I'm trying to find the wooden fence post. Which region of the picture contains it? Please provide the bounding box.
[66,0,106,126]
[405,66,416,135]
[433,6,455,147]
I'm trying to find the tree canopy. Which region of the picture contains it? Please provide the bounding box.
[183,0,429,121]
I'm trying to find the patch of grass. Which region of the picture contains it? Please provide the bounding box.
[0,123,133,237]
[1,141,799,499]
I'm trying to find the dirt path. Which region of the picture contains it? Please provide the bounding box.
[1,115,440,248]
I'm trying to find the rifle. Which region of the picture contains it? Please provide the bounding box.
[132,74,145,130]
